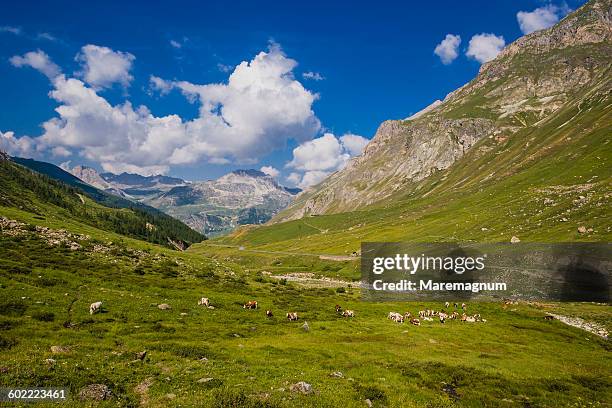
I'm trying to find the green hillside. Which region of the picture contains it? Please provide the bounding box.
[0,204,610,407]
[0,157,205,249]
[214,87,611,255]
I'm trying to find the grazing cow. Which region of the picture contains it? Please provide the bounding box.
[89,301,102,315]
[342,310,355,318]
[335,304,342,313]
[461,313,467,322]
[286,312,299,321]
[465,316,476,323]
[388,312,404,323]
[410,318,421,326]
[454,303,458,309]
[198,297,210,307]
[439,312,448,324]
[243,301,258,309]
[544,315,554,321]
[461,303,467,310]
[266,310,273,318]
[403,312,412,319]
[418,310,425,318]
[444,302,450,309]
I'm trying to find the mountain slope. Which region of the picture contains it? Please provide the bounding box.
[217,0,611,253]
[275,0,611,222]
[2,155,205,249]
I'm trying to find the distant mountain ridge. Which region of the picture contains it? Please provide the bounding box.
[63,165,300,235]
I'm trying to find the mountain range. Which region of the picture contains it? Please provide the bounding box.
[65,165,300,235]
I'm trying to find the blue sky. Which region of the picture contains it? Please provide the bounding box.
[0,0,583,186]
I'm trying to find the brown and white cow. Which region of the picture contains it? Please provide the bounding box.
[286,312,298,321]
[342,310,355,318]
[388,312,404,323]
[243,300,258,309]
[198,297,210,307]
[335,304,342,313]
[266,310,273,318]
[410,318,421,326]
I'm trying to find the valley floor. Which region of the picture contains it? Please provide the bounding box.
[1,212,610,407]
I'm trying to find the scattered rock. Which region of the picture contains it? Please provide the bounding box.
[165,393,176,400]
[158,303,171,310]
[365,399,373,407]
[330,371,343,378]
[289,381,313,395]
[136,351,147,360]
[510,236,520,243]
[78,384,112,401]
[197,377,214,383]
[44,358,56,365]
[180,312,188,316]
[207,305,215,309]
[50,346,70,354]
[302,321,310,332]
[577,226,587,233]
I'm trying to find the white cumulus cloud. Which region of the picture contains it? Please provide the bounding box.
[434,34,461,65]
[466,33,505,64]
[8,43,321,176]
[286,132,368,189]
[0,130,35,156]
[260,165,280,178]
[303,71,324,81]
[10,50,61,79]
[517,3,571,34]
[75,45,135,89]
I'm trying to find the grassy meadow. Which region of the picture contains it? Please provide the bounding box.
[1,206,611,407]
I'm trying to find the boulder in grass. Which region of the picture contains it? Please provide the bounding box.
[289,381,313,395]
[78,384,112,401]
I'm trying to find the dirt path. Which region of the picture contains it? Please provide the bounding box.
[270,273,355,288]
[548,313,609,339]
[201,243,359,261]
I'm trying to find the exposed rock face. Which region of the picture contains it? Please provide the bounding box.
[69,165,113,191]
[275,0,612,222]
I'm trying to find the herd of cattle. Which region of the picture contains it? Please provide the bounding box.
[388,302,486,325]
[88,299,483,326]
